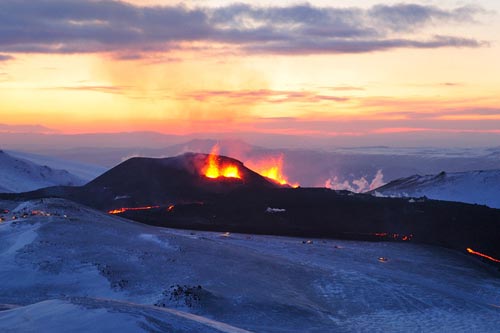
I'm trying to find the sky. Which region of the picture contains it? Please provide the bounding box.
[1,0,499,147]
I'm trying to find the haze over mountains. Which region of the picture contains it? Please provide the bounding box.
[3,132,500,189]
[3,131,500,209]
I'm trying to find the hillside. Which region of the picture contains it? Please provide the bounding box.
[0,150,85,193]
[0,198,499,332]
[6,149,106,181]
[372,170,500,208]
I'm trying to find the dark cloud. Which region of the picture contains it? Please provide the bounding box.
[0,54,14,61]
[245,35,485,55]
[369,4,485,32]
[0,1,488,56]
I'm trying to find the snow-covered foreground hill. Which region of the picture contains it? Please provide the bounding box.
[0,151,85,193]
[372,170,500,208]
[1,198,499,332]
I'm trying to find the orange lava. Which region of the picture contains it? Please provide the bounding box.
[466,248,500,263]
[204,144,242,179]
[108,206,160,214]
[246,155,299,187]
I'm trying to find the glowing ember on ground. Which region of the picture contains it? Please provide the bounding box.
[246,155,299,187]
[204,145,242,179]
[372,232,413,241]
[466,248,500,263]
[108,206,160,214]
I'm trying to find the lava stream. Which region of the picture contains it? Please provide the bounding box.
[466,248,500,263]
[108,206,160,214]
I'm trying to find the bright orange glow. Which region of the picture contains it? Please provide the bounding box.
[260,165,287,185]
[246,155,299,187]
[203,144,242,179]
[108,206,160,214]
[205,145,221,178]
[466,248,500,263]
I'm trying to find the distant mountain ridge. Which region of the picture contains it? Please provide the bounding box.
[372,169,500,208]
[0,150,85,193]
[7,138,500,188]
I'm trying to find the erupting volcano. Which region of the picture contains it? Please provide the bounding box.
[200,144,298,187]
[4,151,500,272]
[19,152,279,211]
[203,145,242,179]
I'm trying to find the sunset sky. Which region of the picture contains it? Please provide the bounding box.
[1,0,499,146]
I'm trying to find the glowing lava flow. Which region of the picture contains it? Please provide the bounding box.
[108,206,160,214]
[466,248,500,263]
[204,144,241,179]
[247,155,299,187]
[260,165,288,185]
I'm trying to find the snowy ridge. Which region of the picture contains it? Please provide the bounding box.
[0,150,85,193]
[0,198,499,332]
[372,169,500,208]
[6,149,106,182]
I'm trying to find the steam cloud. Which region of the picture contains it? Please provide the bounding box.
[325,170,385,193]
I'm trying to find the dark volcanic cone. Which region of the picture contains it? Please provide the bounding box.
[85,153,277,208]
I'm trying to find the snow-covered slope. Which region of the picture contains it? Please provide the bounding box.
[6,150,106,182]
[0,150,85,193]
[0,198,499,332]
[0,298,251,333]
[372,170,500,208]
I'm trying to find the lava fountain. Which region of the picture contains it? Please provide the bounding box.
[203,144,242,179]
[246,155,299,187]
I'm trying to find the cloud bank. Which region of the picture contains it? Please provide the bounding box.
[0,1,488,57]
[0,54,14,61]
